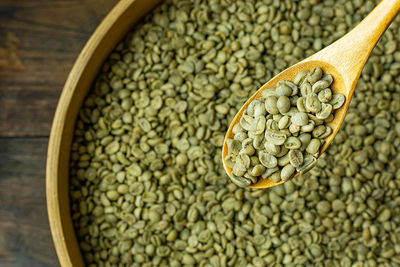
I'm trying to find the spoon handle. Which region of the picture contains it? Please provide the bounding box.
[309,0,400,94]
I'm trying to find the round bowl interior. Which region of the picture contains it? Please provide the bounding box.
[46,0,162,265]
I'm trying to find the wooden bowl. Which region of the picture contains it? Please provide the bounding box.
[46,0,162,265]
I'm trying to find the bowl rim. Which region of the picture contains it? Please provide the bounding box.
[46,0,161,265]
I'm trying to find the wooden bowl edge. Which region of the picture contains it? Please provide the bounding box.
[46,0,162,265]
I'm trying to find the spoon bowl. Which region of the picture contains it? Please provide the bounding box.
[222,0,400,189]
[222,61,348,189]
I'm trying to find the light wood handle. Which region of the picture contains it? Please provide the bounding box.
[309,0,400,95]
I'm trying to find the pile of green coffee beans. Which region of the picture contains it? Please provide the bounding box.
[69,0,400,266]
[225,68,345,187]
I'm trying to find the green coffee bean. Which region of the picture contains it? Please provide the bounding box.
[227,139,241,155]
[278,115,291,129]
[276,146,289,158]
[306,139,321,155]
[253,100,267,117]
[284,137,302,149]
[261,167,279,179]
[262,88,277,98]
[266,118,279,131]
[265,143,281,156]
[316,103,333,120]
[230,173,251,188]
[307,67,323,83]
[321,74,333,86]
[330,94,346,109]
[224,154,236,168]
[252,116,266,135]
[291,112,309,126]
[265,96,279,115]
[241,138,255,152]
[318,88,332,103]
[259,151,278,168]
[232,124,244,134]
[269,171,281,183]
[300,82,312,96]
[308,113,324,125]
[278,153,291,166]
[277,96,291,114]
[298,133,312,151]
[240,115,255,131]
[289,123,301,134]
[251,165,266,177]
[246,100,258,116]
[297,154,317,174]
[306,93,322,113]
[312,125,327,138]
[105,141,120,154]
[233,153,251,176]
[319,126,333,138]
[281,165,295,181]
[244,172,258,184]
[253,134,265,150]
[312,80,330,94]
[276,81,294,96]
[265,129,287,145]
[250,155,261,166]
[293,70,309,85]
[297,97,307,112]
[237,153,251,168]
[232,162,246,176]
[289,150,304,168]
[284,81,298,95]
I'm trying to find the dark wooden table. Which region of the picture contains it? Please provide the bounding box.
[0,1,117,266]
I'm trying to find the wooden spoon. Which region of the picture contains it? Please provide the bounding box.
[222,0,400,189]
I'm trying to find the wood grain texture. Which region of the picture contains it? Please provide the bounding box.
[0,1,118,266]
[0,0,118,137]
[0,138,57,266]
